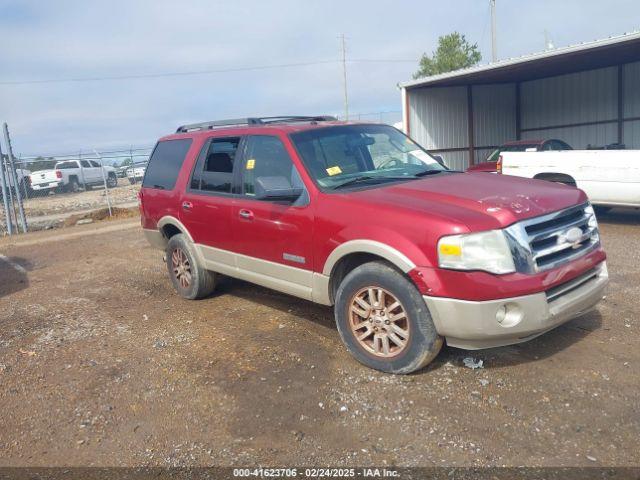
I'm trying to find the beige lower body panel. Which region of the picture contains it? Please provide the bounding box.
[197,244,332,305]
[424,262,609,350]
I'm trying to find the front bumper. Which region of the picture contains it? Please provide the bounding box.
[424,262,608,349]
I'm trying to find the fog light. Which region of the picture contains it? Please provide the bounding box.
[495,303,523,328]
[496,305,507,324]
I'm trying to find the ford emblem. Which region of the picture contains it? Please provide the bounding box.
[561,227,583,246]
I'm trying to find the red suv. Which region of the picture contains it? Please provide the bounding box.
[140,116,608,373]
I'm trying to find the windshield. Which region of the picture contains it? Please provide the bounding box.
[290,124,447,189]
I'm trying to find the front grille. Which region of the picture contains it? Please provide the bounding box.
[506,203,600,274]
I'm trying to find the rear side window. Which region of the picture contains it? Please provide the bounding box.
[56,161,78,169]
[143,139,192,190]
[190,137,240,193]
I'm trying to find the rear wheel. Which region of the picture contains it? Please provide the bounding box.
[166,234,216,300]
[66,178,80,193]
[334,261,443,374]
[107,173,117,188]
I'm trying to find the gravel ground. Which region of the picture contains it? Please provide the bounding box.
[21,182,139,217]
[0,210,638,468]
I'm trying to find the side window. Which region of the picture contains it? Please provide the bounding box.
[242,135,303,196]
[142,138,192,190]
[80,160,92,168]
[190,137,240,193]
[89,160,101,168]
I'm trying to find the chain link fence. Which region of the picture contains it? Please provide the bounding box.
[1,129,153,235]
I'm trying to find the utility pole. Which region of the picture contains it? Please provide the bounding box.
[490,0,497,62]
[544,30,555,50]
[339,33,349,121]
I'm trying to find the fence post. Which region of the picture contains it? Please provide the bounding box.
[0,141,13,235]
[17,155,29,200]
[93,149,112,217]
[3,123,28,233]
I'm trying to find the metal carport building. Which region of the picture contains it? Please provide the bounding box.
[399,32,640,170]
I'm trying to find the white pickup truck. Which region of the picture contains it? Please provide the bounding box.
[126,162,147,184]
[500,150,640,209]
[29,159,117,193]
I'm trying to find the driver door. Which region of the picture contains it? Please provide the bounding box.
[231,134,315,300]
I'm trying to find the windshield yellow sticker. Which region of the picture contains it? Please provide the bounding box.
[326,166,342,176]
[246,159,255,170]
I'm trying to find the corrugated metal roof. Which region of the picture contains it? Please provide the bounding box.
[400,31,640,89]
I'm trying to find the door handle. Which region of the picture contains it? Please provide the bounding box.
[238,209,253,220]
[182,201,193,211]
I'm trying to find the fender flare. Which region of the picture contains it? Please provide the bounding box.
[157,216,194,243]
[322,239,416,276]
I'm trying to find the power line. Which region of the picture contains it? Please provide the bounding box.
[0,59,418,86]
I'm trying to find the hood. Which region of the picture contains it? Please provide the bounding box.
[348,172,587,231]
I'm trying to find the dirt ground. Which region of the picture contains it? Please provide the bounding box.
[0,210,638,468]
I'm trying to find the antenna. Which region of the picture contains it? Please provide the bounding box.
[490,0,497,62]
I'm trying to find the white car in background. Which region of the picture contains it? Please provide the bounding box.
[126,162,147,184]
[500,149,640,210]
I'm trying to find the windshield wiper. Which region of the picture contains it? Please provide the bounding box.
[413,169,448,177]
[330,175,410,190]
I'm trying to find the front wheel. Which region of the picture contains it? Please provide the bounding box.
[334,261,443,374]
[166,234,217,300]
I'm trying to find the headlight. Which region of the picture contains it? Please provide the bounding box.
[438,229,515,274]
[584,204,600,242]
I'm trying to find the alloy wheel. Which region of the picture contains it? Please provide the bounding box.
[349,287,410,358]
[171,248,192,288]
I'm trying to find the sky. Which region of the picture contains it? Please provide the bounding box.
[0,0,639,157]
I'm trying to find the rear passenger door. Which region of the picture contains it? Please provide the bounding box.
[79,160,94,185]
[179,136,241,255]
[231,134,314,298]
[88,160,104,183]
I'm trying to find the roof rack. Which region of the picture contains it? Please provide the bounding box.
[176,115,337,133]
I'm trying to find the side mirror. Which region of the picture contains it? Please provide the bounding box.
[255,176,303,201]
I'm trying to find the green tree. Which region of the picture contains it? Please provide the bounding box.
[25,156,56,172]
[413,32,482,79]
[119,158,133,167]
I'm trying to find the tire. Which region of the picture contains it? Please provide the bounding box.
[66,178,80,193]
[334,261,443,374]
[107,173,117,188]
[166,234,217,300]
